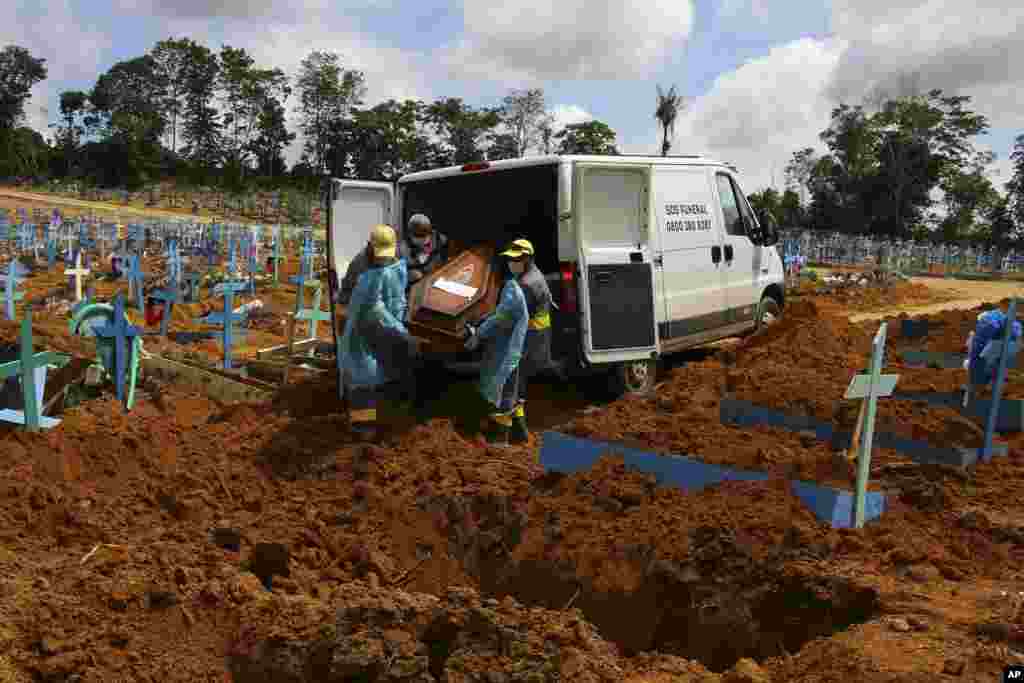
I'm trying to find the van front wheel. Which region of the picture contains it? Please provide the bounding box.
[609,358,657,398]
[757,294,782,330]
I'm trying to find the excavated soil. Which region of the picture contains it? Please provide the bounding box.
[2,249,1024,681]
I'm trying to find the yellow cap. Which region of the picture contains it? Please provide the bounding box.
[370,224,397,258]
[499,238,534,259]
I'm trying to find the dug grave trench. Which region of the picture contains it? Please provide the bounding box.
[257,428,883,677]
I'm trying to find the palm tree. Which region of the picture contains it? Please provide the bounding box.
[655,85,683,157]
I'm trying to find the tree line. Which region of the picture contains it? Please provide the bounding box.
[1,41,1022,245]
[748,93,1024,245]
[0,42,619,192]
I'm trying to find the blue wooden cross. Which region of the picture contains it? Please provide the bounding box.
[182,269,203,303]
[227,233,238,274]
[93,293,141,411]
[129,223,145,254]
[46,238,57,268]
[300,232,314,279]
[2,260,27,321]
[0,309,70,430]
[204,281,249,369]
[241,233,258,295]
[150,273,181,337]
[124,254,146,312]
[270,226,284,283]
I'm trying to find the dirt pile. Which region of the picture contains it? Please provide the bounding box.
[228,584,645,682]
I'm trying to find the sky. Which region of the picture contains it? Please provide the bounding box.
[2,0,1022,196]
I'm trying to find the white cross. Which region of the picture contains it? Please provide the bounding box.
[64,252,91,302]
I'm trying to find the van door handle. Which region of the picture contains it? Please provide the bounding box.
[724,244,734,262]
[595,272,612,285]
[653,255,663,267]
[711,246,722,264]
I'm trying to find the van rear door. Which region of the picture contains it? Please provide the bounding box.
[573,163,659,364]
[327,180,395,281]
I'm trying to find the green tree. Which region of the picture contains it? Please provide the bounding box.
[1007,134,1024,233]
[424,97,500,165]
[554,120,619,155]
[250,96,294,177]
[179,43,222,183]
[89,55,168,187]
[0,46,47,132]
[747,188,782,227]
[295,50,365,175]
[0,127,49,178]
[218,45,291,186]
[150,38,194,155]
[498,88,548,158]
[654,84,683,157]
[778,189,803,227]
[784,147,817,206]
[332,99,438,181]
[51,90,88,176]
[486,133,519,161]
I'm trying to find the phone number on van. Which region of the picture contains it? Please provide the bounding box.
[664,203,712,232]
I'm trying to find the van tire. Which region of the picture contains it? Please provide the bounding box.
[757,294,782,330]
[607,359,657,398]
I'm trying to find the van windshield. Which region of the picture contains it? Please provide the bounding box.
[401,163,559,273]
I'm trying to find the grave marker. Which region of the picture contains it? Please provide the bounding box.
[204,281,249,369]
[982,298,1018,463]
[64,250,91,302]
[94,293,141,410]
[0,310,70,430]
[845,322,898,529]
[2,260,27,321]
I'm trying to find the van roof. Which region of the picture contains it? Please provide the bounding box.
[397,154,731,184]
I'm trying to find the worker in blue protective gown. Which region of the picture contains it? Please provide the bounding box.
[338,224,417,442]
[463,243,530,445]
[965,307,1022,393]
[502,239,553,445]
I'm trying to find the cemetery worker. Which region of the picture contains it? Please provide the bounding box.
[400,214,449,286]
[965,307,1023,388]
[338,230,381,306]
[501,239,553,444]
[338,224,418,442]
[463,242,530,445]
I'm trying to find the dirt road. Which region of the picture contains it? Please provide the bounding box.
[0,187,221,222]
[850,276,1024,322]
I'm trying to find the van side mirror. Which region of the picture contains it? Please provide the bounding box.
[755,209,779,247]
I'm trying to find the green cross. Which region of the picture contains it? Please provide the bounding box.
[0,310,70,431]
[294,280,331,340]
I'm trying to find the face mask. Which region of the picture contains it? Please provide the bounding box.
[508,261,527,275]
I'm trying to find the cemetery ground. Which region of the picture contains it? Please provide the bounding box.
[4,245,1024,681]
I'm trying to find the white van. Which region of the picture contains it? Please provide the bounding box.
[326,154,785,397]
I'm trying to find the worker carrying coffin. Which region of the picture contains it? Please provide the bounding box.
[338,224,420,442]
[503,238,553,444]
[463,241,532,445]
[965,307,1022,389]
[338,213,448,304]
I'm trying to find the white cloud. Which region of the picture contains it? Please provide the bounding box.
[442,0,696,81]
[0,0,112,136]
[659,38,842,191]
[550,104,593,131]
[111,0,378,21]
[828,0,1024,122]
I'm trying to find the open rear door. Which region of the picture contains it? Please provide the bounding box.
[573,163,659,365]
[326,179,395,398]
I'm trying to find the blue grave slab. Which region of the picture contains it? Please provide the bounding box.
[539,431,887,528]
[719,398,1002,468]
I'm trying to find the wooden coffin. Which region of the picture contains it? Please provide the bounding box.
[406,245,502,353]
